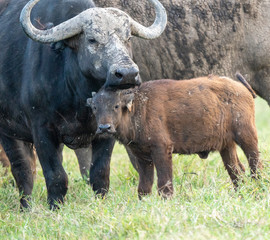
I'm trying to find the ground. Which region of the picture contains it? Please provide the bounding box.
[0,97,270,239]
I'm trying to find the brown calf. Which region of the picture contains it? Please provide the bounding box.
[89,74,262,198]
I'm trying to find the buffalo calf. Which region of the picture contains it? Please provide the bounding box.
[89,74,262,198]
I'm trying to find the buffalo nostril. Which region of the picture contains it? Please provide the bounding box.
[115,67,139,80]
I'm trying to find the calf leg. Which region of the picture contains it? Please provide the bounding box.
[151,143,174,198]
[90,136,115,197]
[220,143,245,188]
[126,146,155,198]
[136,158,154,199]
[236,130,262,178]
[0,135,34,209]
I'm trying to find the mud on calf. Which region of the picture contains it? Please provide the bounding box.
[89,74,262,198]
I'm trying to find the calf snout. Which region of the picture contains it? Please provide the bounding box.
[96,124,116,134]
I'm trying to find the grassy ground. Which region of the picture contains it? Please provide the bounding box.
[0,97,270,239]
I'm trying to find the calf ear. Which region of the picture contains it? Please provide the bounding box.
[122,93,134,112]
[126,100,133,112]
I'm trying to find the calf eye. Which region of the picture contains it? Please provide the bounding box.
[89,38,97,44]
[114,105,119,109]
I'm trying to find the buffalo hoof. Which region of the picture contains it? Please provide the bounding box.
[94,188,108,199]
[48,195,64,210]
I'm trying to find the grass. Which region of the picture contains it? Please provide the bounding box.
[0,97,270,239]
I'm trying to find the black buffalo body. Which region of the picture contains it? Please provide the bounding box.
[0,0,166,208]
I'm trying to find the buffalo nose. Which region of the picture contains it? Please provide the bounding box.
[98,124,111,133]
[114,67,139,83]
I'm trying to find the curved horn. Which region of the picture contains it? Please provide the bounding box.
[20,0,167,43]
[20,0,88,43]
[130,0,167,39]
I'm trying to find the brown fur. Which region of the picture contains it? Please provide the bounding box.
[91,76,262,198]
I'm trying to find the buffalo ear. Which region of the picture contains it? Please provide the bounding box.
[64,35,80,49]
[122,93,134,112]
[92,92,96,97]
[86,98,92,107]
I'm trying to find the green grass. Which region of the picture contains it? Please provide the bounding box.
[1,97,270,239]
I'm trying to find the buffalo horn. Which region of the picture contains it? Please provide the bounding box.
[130,0,167,39]
[20,0,167,43]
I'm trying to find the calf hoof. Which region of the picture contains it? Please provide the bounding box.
[138,191,151,200]
[20,196,31,210]
[158,191,173,200]
[158,183,174,199]
[250,170,261,180]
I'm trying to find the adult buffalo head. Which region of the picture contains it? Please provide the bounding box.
[20,0,167,88]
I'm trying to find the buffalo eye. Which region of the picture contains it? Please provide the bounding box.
[114,105,119,110]
[88,38,97,44]
[93,106,97,111]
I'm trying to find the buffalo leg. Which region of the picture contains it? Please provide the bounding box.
[90,136,115,197]
[151,143,174,198]
[220,143,245,188]
[0,136,34,209]
[32,126,68,209]
[136,158,154,199]
[74,147,91,180]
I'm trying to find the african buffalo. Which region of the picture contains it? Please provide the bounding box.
[89,74,262,198]
[0,0,166,209]
[96,0,270,105]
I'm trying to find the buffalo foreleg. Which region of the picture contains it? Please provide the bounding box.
[74,147,92,181]
[90,136,115,197]
[32,126,68,210]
